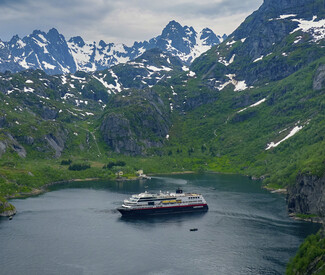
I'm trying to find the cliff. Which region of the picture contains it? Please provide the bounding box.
[287,173,325,220]
[100,89,171,155]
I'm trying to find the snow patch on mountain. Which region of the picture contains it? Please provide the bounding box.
[270,14,297,21]
[217,74,248,91]
[42,61,56,70]
[291,16,325,42]
[253,55,264,63]
[266,125,303,150]
[24,87,34,93]
[218,54,236,66]
[108,70,122,93]
[238,98,266,113]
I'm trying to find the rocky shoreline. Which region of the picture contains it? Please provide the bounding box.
[289,213,325,224]
[0,175,145,217]
[0,199,16,217]
[287,173,325,220]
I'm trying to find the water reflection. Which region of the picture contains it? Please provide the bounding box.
[119,211,207,223]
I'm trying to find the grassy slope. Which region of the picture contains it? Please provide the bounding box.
[2,56,325,198]
[155,55,325,189]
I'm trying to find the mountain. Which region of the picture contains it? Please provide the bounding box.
[0,21,225,75]
[183,0,325,191]
[0,48,186,159]
[192,0,325,88]
[1,0,325,270]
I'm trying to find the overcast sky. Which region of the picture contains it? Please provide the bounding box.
[0,0,263,45]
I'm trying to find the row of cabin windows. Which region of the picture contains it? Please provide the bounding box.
[139,198,176,202]
[147,199,201,206]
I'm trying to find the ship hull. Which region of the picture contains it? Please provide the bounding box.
[117,204,208,217]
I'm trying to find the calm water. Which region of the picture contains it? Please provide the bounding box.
[0,174,320,275]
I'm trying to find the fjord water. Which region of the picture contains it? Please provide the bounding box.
[0,174,319,275]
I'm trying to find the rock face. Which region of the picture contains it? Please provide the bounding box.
[287,173,325,216]
[45,130,68,158]
[100,89,170,155]
[313,64,325,91]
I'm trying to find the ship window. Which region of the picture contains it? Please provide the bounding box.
[148,202,154,206]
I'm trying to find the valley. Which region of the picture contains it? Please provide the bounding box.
[0,0,325,273]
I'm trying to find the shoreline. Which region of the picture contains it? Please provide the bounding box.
[5,177,104,200]
[148,171,195,176]
[263,186,288,194]
[1,171,318,226]
[289,213,325,224]
[4,174,144,201]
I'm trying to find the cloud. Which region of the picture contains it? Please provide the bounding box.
[0,0,263,44]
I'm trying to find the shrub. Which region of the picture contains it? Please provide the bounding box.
[68,163,90,171]
[60,159,72,165]
[103,161,126,169]
[115,160,126,167]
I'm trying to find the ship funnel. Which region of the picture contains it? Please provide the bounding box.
[176,188,183,194]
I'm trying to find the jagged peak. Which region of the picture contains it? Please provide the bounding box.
[162,20,184,36]
[68,36,85,47]
[165,20,182,29]
[202,28,213,33]
[9,34,20,44]
[99,40,107,48]
[0,21,223,75]
[31,29,46,38]
[184,25,196,34]
[47,28,64,41]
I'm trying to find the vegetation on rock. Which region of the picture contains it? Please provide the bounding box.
[286,229,325,275]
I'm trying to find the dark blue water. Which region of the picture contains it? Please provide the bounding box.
[0,174,320,275]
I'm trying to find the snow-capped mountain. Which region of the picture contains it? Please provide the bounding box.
[0,21,226,75]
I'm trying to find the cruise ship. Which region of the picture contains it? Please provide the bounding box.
[117,188,208,216]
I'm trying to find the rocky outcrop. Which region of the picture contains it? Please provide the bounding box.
[7,133,27,158]
[0,141,7,157]
[0,198,16,217]
[287,173,325,217]
[313,64,325,91]
[0,133,27,158]
[44,127,69,158]
[100,90,170,155]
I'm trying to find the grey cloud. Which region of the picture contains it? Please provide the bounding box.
[167,0,262,17]
[0,0,263,44]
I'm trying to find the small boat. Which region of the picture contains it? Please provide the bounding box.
[190,228,198,231]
